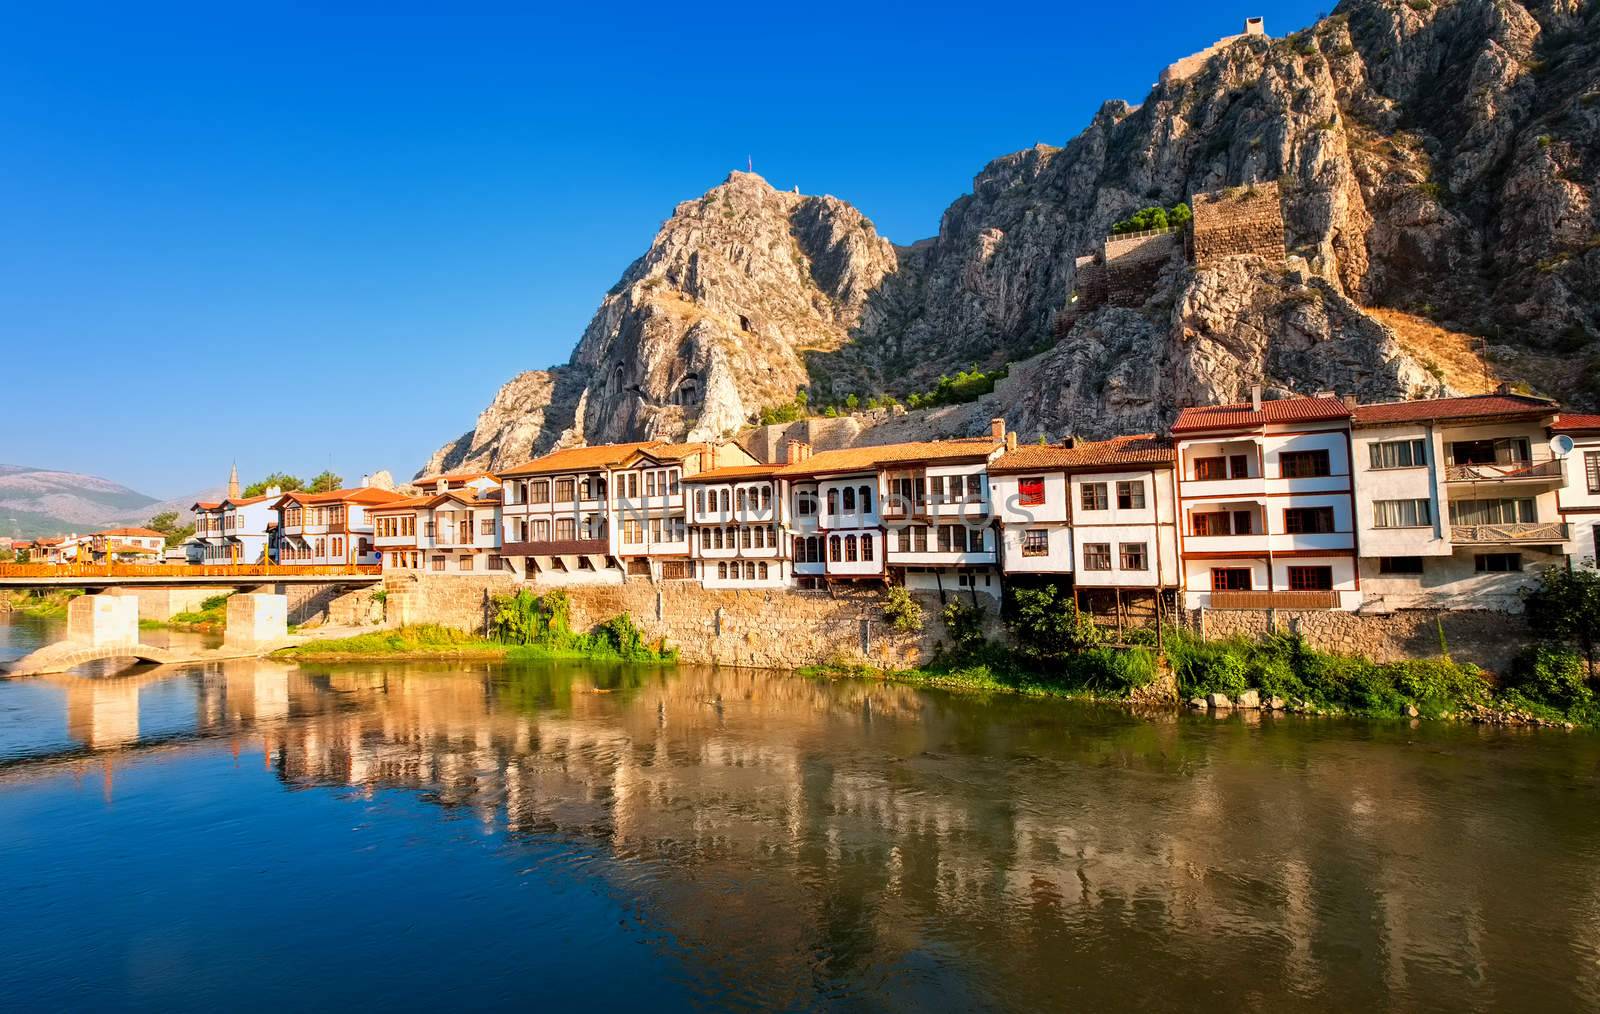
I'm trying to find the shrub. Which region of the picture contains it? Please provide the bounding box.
[1110,202,1191,235]
[1509,646,1594,716]
[1522,565,1600,671]
[1004,584,1100,661]
[883,586,925,634]
[941,600,988,656]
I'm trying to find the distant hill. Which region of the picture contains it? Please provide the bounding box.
[0,464,220,539]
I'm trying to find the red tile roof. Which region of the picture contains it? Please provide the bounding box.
[192,501,222,511]
[1171,396,1351,434]
[1352,393,1558,426]
[990,433,1175,473]
[499,441,660,477]
[271,487,409,508]
[95,527,165,538]
[684,463,785,482]
[220,494,272,508]
[775,438,1000,478]
[1554,413,1600,434]
[413,470,500,486]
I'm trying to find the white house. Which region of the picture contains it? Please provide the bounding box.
[1173,391,1361,611]
[686,462,788,588]
[89,527,167,564]
[373,471,505,574]
[1351,393,1571,610]
[271,485,403,566]
[1555,411,1600,570]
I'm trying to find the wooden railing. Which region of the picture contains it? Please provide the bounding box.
[1449,522,1569,544]
[500,538,609,557]
[1444,459,1563,482]
[0,563,382,579]
[1211,589,1339,610]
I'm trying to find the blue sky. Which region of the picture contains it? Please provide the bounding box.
[0,1,1326,497]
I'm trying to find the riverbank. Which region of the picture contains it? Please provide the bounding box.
[274,622,678,665]
[804,631,1598,730]
[1,589,83,619]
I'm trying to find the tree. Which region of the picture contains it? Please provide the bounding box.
[307,470,343,493]
[1004,584,1101,662]
[0,547,14,563]
[146,510,195,548]
[882,586,925,634]
[243,472,303,498]
[1523,566,1600,676]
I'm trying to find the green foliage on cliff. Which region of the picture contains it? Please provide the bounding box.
[1109,202,1192,235]
[905,365,1008,409]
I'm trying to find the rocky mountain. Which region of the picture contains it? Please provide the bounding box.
[426,0,1599,472]
[0,464,220,539]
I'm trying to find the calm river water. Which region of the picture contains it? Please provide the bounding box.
[3,612,1599,1011]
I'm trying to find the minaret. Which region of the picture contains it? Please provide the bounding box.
[228,462,240,500]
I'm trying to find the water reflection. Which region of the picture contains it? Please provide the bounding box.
[3,646,1600,1010]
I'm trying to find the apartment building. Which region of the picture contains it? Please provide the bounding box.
[270,485,404,565]
[1173,392,1361,610]
[991,433,1180,612]
[88,527,167,563]
[1555,412,1600,569]
[1350,393,1569,610]
[685,462,788,588]
[776,429,1005,597]
[371,472,505,573]
[192,490,278,564]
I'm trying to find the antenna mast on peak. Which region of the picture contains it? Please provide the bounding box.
[747,155,753,173]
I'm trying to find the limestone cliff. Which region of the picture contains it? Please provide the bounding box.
[426,0,1600,472]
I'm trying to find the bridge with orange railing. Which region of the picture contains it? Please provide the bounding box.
[0,563,383,588]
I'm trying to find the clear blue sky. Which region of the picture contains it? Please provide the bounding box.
[0,1,1326,497]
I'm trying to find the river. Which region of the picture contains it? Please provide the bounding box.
[2,612,1598,1011]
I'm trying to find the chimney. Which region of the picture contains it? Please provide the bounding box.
[784,438,812,465]
[1005,431,1017,452]
[990,417,1006,442]
[360,473,370,487]
[1342,394,1358,408]
[1250,384,1262,413]
[1495,381,1513,396]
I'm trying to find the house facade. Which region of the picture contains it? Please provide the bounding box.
[371,472,505,574]
[192,490,278,565]
[685,463,789,588]
[1556,412,1600,570]
[1351,394,1570,610]
[270,486,403,565]
[1173,392,1361,611]
[89,527,167,563]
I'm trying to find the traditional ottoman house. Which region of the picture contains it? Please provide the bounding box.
[1350,392,1570,610]
[610,442,757,581]
[270,483,403,566]
[685,461,788,588]
[1173,390,1361,611]
[1555,411,1600,569]
[372,472,505,573]
[991,432,1180,622]
[89,527,167,564]
[777,424,1006,597]
[191,491,279,564]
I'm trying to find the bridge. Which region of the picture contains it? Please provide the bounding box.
[0,563,382,588]
[5,639,301,678]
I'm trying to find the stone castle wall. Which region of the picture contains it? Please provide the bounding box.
[1104,231,1180,307]
[1192,607,1529,675]
[1192,181,1286,266]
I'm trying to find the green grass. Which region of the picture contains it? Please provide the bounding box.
[278,619,678,664]
[2,589,84,618]
[162,593,231,630]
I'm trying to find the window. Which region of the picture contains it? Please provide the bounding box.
[929,475,946,504]
[1021,529,1049,557]
[695,490,706,513]
[1279,449,1331,478]
[1082,543,1112,571]
[717,562,728,579]
[1370,438,1428,470]
[1287,566,1334,590]
[720,489,731,512]
[859,486,873,514]
[480,518,494,535]
[1119,542,1147,570]
[1211,568,1252,591]
[1192,511,1253,536]
[554,479,574,502]
[431,555,446,572]
[796,491,816,516]
[966,474,983,500]
[1283,507,1336,534]
[1449,498,1535,526]
[910,525,928,552]
[1229,454,1250,478]
[1586,452,1600,494]
[488,555,504,571]
[861,535,873,561]
[1116,481,1146,510]
[736,488,747,512]
[826,489,838,515]
[533,519,549,540]
[759,486,771,510]
[1372,499,1431,528]
[669,470,680,495]
[1193,457,1227,481]
[1080,483,1108,511]
[623,519,643,544]
[829,535,841,562]
[741,527,753,549]
[842,487,855,512]
[555,518,575,540]
[1018,477,1046,507]
[1450,437,1531,466]
[458,556,474,571]
[531,481,550,504]
[1475,553,1523,573]
[1379,556,1424,574]
[845,535,858,562]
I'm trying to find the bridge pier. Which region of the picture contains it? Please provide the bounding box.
[105,586,234,622]
[224,593,288,649]
[65,594,140,648]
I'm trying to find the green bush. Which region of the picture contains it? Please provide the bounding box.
[905,365,1009,410]
[1110,202,1192,235]
[883,586,925,634]
[1508,646,1594,716]
[1004,584,1100,661]
[941,600,988,656]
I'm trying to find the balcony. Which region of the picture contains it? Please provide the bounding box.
[1450,522,1569,545]
[501,538,608,557]
[1444,458,1564,484]
[1211,589,1339,610]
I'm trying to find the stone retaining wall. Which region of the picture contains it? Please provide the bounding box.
[382,572,518,633]
[1192,607,1529,674]
[1192,181,1286,265]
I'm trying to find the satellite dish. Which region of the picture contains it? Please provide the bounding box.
[1550,434,1575,458]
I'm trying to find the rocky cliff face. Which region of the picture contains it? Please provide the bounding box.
[426,0,1599,473]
